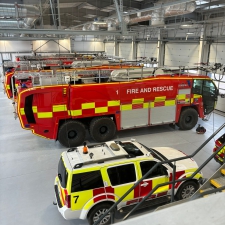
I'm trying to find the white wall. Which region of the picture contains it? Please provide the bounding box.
[164,43,199,66]
[33,39,71,53]
[119,43,133,60]
[0,41,32,52]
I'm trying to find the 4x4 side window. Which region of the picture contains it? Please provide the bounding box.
[140,161,167,179]
[107,164,136,186]
[71,170,104,192]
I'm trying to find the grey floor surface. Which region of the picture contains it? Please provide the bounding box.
[0,85,224,225]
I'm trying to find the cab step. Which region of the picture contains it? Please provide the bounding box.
[119,196,170,213]
[221,169,225,176]
[210,177,225,188]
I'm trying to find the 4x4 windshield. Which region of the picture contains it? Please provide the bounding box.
[58,157,68,188]
[139,143,174,168]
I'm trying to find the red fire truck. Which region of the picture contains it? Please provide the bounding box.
[17,71,218,147]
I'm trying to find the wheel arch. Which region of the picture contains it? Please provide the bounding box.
[175,179,200,198]
[80,200,116,220]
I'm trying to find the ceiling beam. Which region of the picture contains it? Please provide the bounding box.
[0,28,135,36]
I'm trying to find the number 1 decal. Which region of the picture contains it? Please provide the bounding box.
[73,195,79,204]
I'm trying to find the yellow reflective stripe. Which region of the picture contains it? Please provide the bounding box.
[32,106,37,113]
[152,177,169,194]
[155,96,166,102]
[108,100,120,106]
[15,84,18,87]
[70,110,82,116]
[150,102,154,108]
[132,98,144,104]
[121,104,132,111]
[37,112,53,118]
[53,105,67,112]
[185,168,202,179]
[143,102,149,108]
[193,94,201,98]
[82,102,95,109]
[6,85,10,90]
[114,184,134,201]
[165,100,175,106]
[20,108,25,115]
[95,107,108,113]
[68,110,71,116]
[177,94,185,100]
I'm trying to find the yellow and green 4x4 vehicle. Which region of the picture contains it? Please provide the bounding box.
[54,140,203,225]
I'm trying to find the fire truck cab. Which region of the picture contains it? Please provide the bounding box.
[17,72,218,147]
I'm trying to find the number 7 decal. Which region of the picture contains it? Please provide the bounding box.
[73,195,79,204]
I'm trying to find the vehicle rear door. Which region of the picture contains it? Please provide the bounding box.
[70,169,105,211]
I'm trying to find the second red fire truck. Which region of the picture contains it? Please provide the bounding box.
[17,70,218,147]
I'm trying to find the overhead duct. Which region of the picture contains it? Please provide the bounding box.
[0,3,40,28]
[125,1,196,25]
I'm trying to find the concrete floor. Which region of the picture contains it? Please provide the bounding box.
[0,86,224,225]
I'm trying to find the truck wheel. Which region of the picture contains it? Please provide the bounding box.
[178,107,198,130]
[176,181,199,200]
[58,120,86,147]
[88,203,113,225]
[89,117,116,142]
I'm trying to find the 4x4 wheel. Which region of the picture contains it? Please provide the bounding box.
[176,181,199,200]
[88,203,113,225]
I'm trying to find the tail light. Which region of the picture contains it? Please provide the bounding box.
[213,146,217,152]
[65,194,71,208]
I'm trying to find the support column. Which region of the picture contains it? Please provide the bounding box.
[132,36,137,60]
[114,37,119,56]
[157,29,165,66]
[198,25,210,65]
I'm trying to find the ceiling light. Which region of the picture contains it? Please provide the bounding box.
[93,22,107,25]
[186,32,194,34]
[123,11,128,14]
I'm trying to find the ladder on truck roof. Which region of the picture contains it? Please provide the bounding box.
[66,142,130,169]
[4,60,68,68]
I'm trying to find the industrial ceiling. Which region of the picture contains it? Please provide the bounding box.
[0,0,224,40]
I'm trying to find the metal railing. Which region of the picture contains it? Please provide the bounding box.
[93,122,225,225]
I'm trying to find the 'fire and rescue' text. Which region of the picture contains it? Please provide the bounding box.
[127,86,173,94]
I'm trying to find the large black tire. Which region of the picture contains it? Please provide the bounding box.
[88,203,113,225]
[58,120,86,147]
[176,181,199,200]
[178,107,198,130]
[89,117,116,142]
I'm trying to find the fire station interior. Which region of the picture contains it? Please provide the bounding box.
[0,0,225,225]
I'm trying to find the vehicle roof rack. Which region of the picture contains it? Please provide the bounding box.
[65,141,130,169]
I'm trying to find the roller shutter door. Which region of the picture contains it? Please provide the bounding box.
[119,43,132,60]
[105,43,114,55]
[164,43,199,66]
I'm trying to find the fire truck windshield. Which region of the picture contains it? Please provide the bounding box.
[192,79,218,115]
